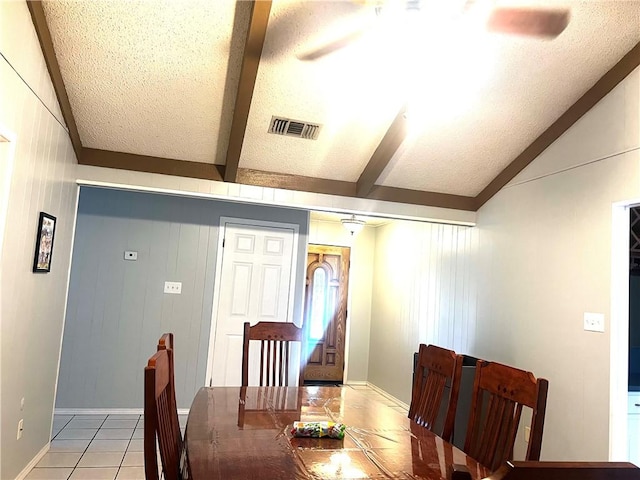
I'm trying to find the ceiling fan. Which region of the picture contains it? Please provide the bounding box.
[298,0,570,61]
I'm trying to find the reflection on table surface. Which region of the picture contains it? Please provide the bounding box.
[186,385,490,480]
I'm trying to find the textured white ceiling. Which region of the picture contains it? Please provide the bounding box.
[239,0,405,181]
[42,0,246,164]
[377,0,640,196]
[40,0,640,198]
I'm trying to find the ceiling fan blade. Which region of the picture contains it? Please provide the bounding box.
[487,8,570,38]
[298,29,366,61]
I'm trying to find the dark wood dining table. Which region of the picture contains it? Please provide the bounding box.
[185,385,491,479]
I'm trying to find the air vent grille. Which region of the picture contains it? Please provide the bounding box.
[268,116,321,140]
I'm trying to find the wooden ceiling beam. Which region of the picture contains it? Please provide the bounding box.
[475,40,640,209]
[77,152,476,211]
[81,148,225,181]
[27,0,83,160]
[236,168,476,211]
[237,168,356,197]
[368,186,477,211]
[224,1,272,183]
[356,105,408,198]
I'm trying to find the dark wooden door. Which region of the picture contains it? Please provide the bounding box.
[303,244,350,383]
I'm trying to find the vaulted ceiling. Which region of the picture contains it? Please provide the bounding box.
[29,0,640,212]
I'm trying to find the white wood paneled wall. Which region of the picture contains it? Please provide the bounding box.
[474,67,640,462]
[368,220,477,404]
[1,2,79,478]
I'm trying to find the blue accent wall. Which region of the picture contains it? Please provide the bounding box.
[56,187,308,409]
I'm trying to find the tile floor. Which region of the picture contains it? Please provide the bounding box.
[26,413,186,480]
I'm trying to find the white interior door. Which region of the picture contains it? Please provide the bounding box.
[208,218,299,386]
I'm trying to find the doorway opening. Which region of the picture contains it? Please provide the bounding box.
[627,207,640,464]
[610,200,638,461]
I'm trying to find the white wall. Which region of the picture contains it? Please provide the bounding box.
[368,220,477,405]
[0,2,78,478]
[475,67,640,461]
[308,219,376,383]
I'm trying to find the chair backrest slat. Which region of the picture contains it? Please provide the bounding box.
[463,360,548,472]
[281,341,287,386]
[409,344,462,442]
[242,321,304,387]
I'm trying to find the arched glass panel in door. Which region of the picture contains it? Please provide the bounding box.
[309,267,328,340]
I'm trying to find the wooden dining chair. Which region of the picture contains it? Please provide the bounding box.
[408,344,462,441]
[449,461,640,480]
[463,360,549,472]
[144,348,189,480]
[242,321,304,386]
[156,333,182,465]
[157,332,174,351]
[157,333,177,410]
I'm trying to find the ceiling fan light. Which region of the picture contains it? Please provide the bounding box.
[341,215,366,236]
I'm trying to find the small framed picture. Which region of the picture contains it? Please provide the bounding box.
[33,212,57,273]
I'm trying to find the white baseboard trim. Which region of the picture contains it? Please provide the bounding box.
[55,408,190,415]
[14,443,49,480]
[344,380,368,386]
[55,408,144,415]
[366,382,410,411]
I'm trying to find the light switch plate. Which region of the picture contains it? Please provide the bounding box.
[584,312,605,332]
[164,281,182,294]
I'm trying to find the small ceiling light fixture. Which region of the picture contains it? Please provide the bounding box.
[341,214,366,236]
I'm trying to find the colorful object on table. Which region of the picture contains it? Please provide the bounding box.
[291,421,346,439]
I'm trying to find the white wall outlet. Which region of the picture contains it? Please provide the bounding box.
[20,397,24,410]
[164,281,182,294]
[17,419,23,440]
[524,426,530,443]
[124,251,138,261]
[584,312,605,332]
